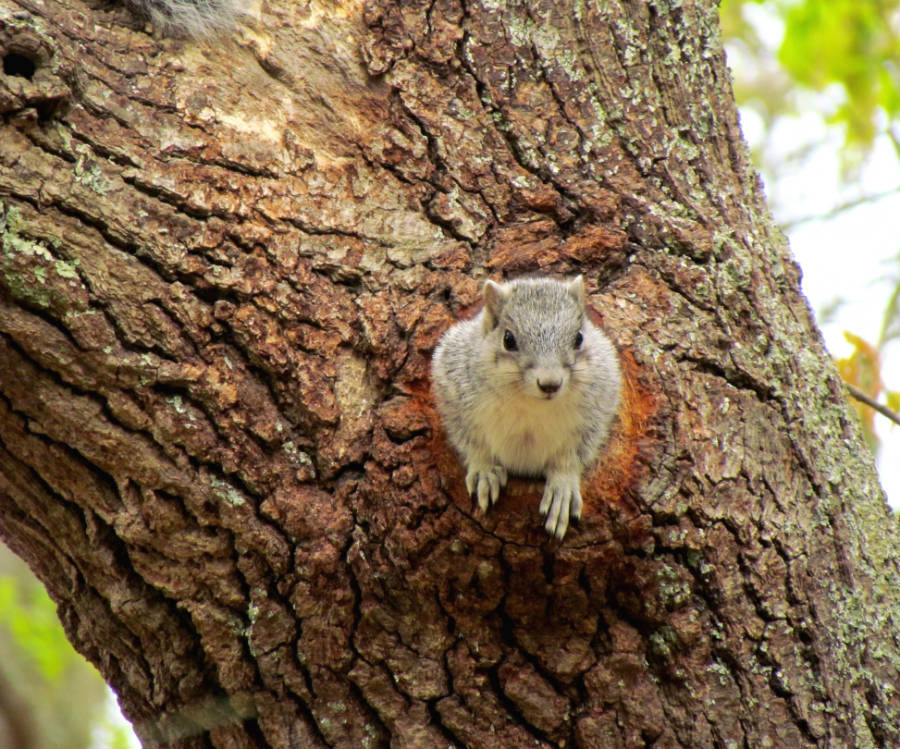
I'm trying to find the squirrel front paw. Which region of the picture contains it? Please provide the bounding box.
[539,473,583,540]
[465,463,508,513]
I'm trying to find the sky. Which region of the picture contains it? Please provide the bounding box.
[725,7,900,510]
[780,137,900,509]
[785,158,900,509]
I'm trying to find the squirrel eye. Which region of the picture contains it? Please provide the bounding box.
[502,330,518,351]
[574,330,584,349]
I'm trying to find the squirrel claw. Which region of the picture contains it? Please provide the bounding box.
[540,475,582,540]
[466,464,508,513]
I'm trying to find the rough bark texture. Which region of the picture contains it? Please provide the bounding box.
[1,0,899,747]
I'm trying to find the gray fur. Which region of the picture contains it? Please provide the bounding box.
[124,0,247,37]
[432,275,621,539]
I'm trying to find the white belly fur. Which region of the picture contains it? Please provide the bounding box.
[472,388,584,475]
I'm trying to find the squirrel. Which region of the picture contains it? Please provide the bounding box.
[120,0,246,37]
[432,275,622,540]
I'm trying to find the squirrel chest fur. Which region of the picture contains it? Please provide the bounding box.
[470,377,588,476]
[432,275,622,539]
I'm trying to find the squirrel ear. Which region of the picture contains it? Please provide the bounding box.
[567,275,586,306]
[482,280,509,332]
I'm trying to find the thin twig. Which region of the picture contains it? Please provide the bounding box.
[782,187,900,230]
[878,280,900,346]
[888,125,900,163]
[845,382,900,427]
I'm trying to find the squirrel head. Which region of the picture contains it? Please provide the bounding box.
[481,276,588,400]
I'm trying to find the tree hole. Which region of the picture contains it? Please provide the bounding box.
[3,52,37,79]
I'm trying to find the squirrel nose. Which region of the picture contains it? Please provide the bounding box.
[538,379,562,394]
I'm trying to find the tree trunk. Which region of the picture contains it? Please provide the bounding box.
[1,0,899,746]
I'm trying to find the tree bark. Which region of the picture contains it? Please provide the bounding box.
[1,0,899,747]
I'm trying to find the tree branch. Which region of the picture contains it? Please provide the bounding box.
[781,187,900,230]
[845,382,900,427]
